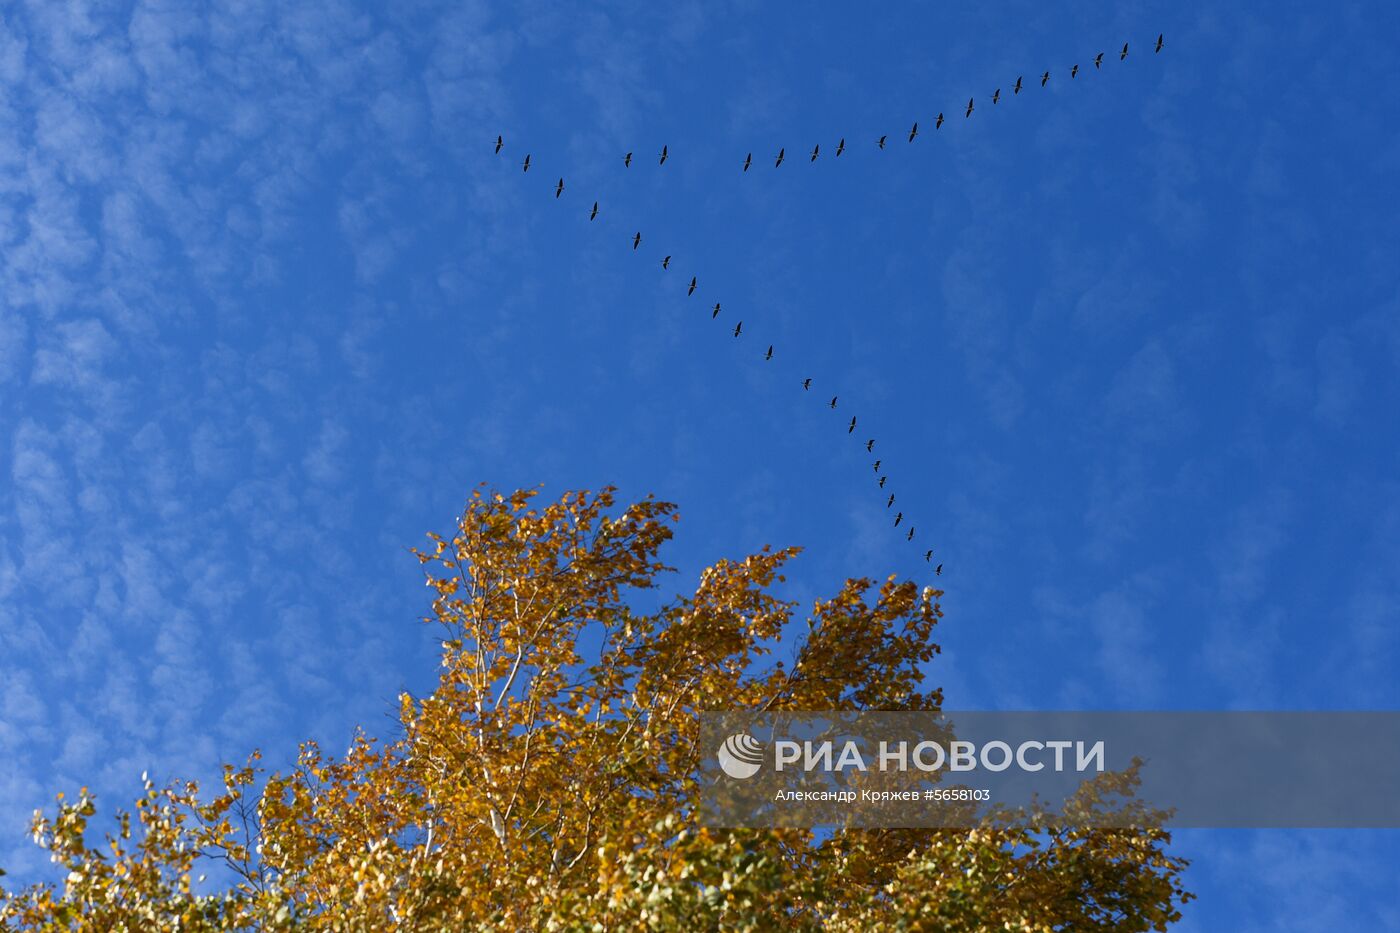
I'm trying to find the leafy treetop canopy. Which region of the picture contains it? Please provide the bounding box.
[0,486,1191,931]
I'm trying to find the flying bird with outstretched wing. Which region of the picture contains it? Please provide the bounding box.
[1014,76,1023,94]
[590,201,598,220]
[522,153,531,171]
[712,303,721,319]
[878,135,887,149]
[624,152,632,167]
[992,88,1000,104]
[632,231,641,250]
[1121,42,1129,61]
[659,145,668,165]
[765,345,773,360]
[848,416,856,433]
[555,178,564,198]
[1041,70,1050,87]
[894,512,903,528]
[495,134,503,154]
[887,494,895,508]
[775,147,785,167]
[829,396,838,409]
[1155,33,1164,53]
[965,97,974,117]
[733,321,742,337]
[1071,63,1079,78]
[836,138,845,156]
[802,378,811,390]
[908,121,918,141]
[662,255,670,269]
[866,439,874,452]
[1094,52,1104,68]
[743,152,752,171]
[935,112,944,129]
[811,144,820,162]
[688,277,697,296]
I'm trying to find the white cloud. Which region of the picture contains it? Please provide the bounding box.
[0,309,27,383]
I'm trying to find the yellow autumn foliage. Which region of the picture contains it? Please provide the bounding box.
[0,486,1191,930]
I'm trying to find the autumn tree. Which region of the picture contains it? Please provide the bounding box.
[0,486,1192,930]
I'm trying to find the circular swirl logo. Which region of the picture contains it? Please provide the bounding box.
[717,732,765,780]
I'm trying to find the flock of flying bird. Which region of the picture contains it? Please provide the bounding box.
[493,35,1162,581]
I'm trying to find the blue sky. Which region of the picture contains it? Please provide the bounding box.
[1,0,1398,926]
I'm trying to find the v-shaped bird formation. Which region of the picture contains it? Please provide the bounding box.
[488,36,1164,584]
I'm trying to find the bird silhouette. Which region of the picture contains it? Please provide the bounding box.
[1155,33,1164,53]
[1014,76,1023,94]
[908,122,918,142]
[733,321,742,337]
[1041,70,1050,87]
[775,148,785,167]
[878,475,887,488]
[829,396,838,409]
[924,549,933,562]
[590,201,598,221]
[935,112,944,129]
[659,145,668,165]
[1071,64,1079,78]
[811,143,820,162]
[624,152,633,167]
[688,277,697,296]
[765,345,773,360]
[495,134,503,154]
[848,416,856,433]
[662,255,670,269]
[836,138,845,156]
[1094,52,1103,69]
[878,135,887,149]
[873,460,881,472]
[992,88,1000,104]
[632,232,642,250]
[554,177,564,198]
[522,153,531,171]
[712,303,721,319]
[1120,42,1129,61]
[803,378,812,390]
[965,97,974,117]
[887,494,895,508]
[743,152,752,171]
[866,439,874,452]
[907,526,914,541]
[894,512,903,527]
[935,563,942,576]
